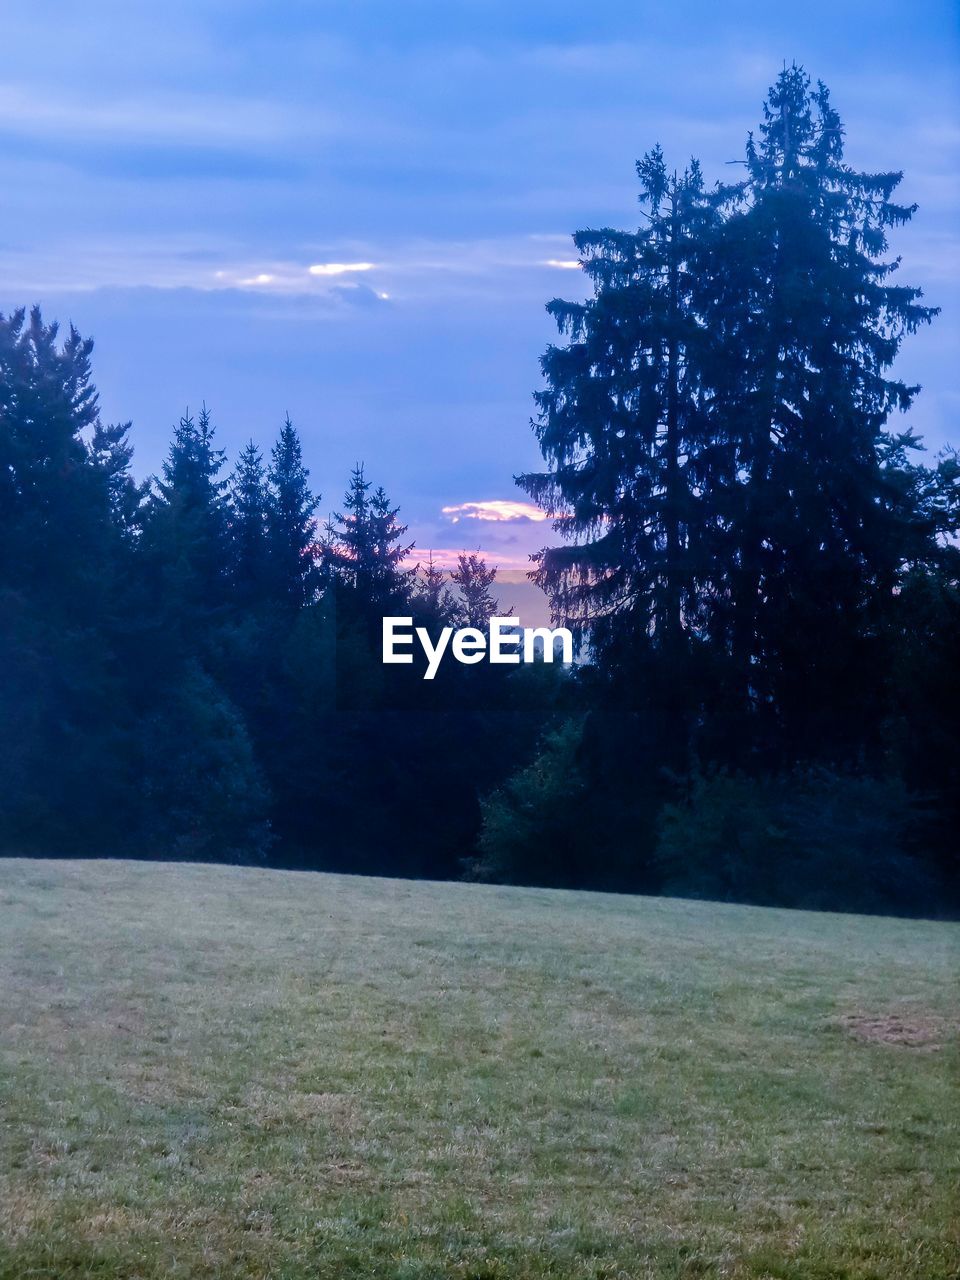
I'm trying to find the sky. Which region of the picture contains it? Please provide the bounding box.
[2,0,958,582]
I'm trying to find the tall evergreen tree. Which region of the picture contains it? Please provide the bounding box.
[266,414,319,608]
[228,440,271,603]
[416,552,456,624]
[89,419,145,545]
[0,306,122,611]
[0,308,139,854]
[144,404,229,625]
[709,66,939,759]
[518,150,726,687]
[521,68,939,769]
[451,552,505,629]
[324,464,415,613]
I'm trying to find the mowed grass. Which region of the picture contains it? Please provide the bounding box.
[0,861,957,1280]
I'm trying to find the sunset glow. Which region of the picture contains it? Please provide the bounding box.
[441,500,548,524]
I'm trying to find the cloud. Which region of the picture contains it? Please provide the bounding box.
[0,85,302,148]
[214,266,305,292]
[330,282,390,307]
[543,259,581,269]
[210,263,387,298]
[402,547,536,572]
[442,499,548,524]
[0,229,589,300]
[308,261,376,276]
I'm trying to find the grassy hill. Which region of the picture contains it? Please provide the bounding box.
[0,860,957,1279]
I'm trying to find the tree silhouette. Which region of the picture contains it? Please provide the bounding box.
[267,414,320,608]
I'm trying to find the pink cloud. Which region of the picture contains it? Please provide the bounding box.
[402,547,534,572]
[441,499,548,524]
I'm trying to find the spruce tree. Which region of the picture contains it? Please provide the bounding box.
[518,150,726,684]
[710,66,939,759]
[451,552,505,629]
[324,464,415,613]
[89,419,145,544]
[0,308,138,854]
[0,306,116,610]
[521,68,940,768]
[228,440,271,604]
[266,414,319,608]
[144,404,230,625]
[417,552,456,624]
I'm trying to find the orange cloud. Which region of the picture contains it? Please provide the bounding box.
[441,499,548,524]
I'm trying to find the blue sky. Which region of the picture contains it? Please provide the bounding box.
[2,0,958,570]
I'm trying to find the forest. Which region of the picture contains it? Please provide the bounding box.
[1,68,957,915]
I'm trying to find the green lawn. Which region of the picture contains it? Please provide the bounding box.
[0,859,957,1279]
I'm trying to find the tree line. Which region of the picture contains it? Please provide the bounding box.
[1,66,957,913]
[0,320,547,876]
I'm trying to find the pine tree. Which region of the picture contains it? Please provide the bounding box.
[417,551,456,623]
[228,440,270,603]
[521,68,940,768]
[89,419,145,543]
[266,414,319,608]
[709,66,939,758]
[0,308,139,854]
[324,464,415,612]
[451,552,506,629]
[0,306,114,609]
[368,483,417,606]
[518,149,727,684]
[144,404,229,622]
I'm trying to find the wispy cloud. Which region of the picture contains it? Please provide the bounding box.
[308,262,376,276]
[0,233,589,299]
[0,84,304,148]
[442,500,548,523]
[211,262,386,296]
[402,547,536,572]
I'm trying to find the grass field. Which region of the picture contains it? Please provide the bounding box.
[0,859,957,1279]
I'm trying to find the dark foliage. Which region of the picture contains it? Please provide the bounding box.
[654,769,937,915]
[501,66,957,913]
